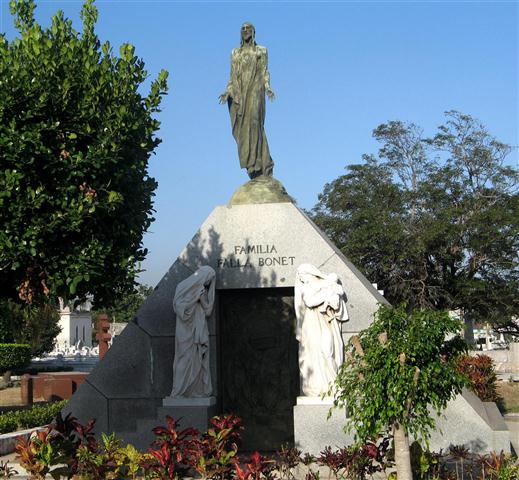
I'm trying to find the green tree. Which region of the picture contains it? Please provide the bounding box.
[0,0,168,308]
[95,283,153,323]
[0,299,61,356]
[313,112,519,336]
[332,306,468,480]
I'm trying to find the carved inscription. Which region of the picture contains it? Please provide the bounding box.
[216,244,296,269]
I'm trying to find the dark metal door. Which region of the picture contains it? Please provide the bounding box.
[219,288,300,451]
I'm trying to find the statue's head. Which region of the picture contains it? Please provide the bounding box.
[240,22,256,46]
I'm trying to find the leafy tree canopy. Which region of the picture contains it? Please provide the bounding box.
[0,0,168,308]
[313,112,519,335]
[0,299,61,357]
[94,283,153,323]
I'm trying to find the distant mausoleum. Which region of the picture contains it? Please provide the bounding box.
[56,299,93,350]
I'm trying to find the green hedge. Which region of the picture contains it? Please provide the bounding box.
[12,365,74,376]
[0,344,31,373]
[0,400,66,434]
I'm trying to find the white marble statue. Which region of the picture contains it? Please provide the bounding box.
[170,266,216,398]
[294,264,349,397]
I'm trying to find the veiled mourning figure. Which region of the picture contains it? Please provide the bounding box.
[219,22,275,179]
[171,266,216,397]
[294,264,348,397]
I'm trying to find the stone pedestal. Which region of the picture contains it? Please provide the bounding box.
[293,396,354,454]
[160,396,217,431]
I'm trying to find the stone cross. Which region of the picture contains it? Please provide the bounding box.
[95,314,112,360]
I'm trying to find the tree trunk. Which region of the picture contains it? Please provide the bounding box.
[393,421,413,480]
[461,310,475,346]
[2,370,12,385]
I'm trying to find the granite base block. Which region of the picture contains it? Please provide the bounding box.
[62,380,109,434]
[157,399,218,432]
[163,396,217,407]
[294,401,354,454]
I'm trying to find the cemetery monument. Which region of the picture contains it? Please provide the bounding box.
[65,23,510,454]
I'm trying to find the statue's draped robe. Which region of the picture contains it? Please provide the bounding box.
[171,266,215,397]
[294,264,348,397]
[226,45,274,178]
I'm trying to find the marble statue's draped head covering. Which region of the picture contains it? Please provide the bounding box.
[173,266,216,319]
[296,263,326,283]
[240,22,256,47]
[295,264,324,341]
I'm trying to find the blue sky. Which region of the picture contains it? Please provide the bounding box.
[1,1,517,287]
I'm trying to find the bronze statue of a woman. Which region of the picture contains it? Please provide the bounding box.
[219,23,275,179]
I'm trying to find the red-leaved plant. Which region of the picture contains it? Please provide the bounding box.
[15,428,58,480]
[0,459,18,478]
[234,451,276,480]
[456,355,500,402]
[15,412,123,480]
[317,437,392,480]
[196,413,244,480]
[275,445,302,480]
[51,411,97,477]
[143,415,201,479]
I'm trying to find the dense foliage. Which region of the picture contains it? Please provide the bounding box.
[333,305,468,444]
[456,354,500,403]
[0,400,66,434]
[0,0,168,308]
[331,305,468,479]
[95,283,153,323]
[0,299,60,356]
[0,343,31,373]
[312,112,519,335]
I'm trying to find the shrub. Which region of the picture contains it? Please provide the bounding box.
[0,344,31,373]
[16,413,149,479]
[15,427,61,479]
[234,451,276,480]
[0,459,18,478]
[12,365,74,376]
[196,414,244,480]
[456,354,500,402]
[0,400,66,434]
[144,415,201,479]
[317,438,392,480]
[479,451,519,480]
